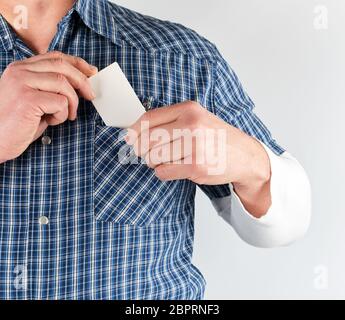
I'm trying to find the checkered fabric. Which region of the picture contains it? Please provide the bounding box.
[0,0,284,300]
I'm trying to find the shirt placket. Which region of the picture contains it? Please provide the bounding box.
[24,16,74,299]
[26,127,54,299]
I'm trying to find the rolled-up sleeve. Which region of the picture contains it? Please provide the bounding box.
[211,143,311,248]
[199,47,311,247]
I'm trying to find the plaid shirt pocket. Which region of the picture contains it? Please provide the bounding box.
[93,96,179,227]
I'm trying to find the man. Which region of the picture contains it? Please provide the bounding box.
[0,0,311,300]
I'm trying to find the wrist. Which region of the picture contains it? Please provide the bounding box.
[232,139,272,218]
[232,136,271,184]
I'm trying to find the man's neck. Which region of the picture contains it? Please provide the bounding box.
[0,0,76,54]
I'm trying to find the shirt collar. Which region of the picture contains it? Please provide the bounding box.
[0,14,15,51]
[75,0,121,46]
[0,0,121,52]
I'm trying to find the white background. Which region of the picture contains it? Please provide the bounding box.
[114,0,345,299]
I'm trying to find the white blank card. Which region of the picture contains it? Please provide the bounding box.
[89,62,145,128]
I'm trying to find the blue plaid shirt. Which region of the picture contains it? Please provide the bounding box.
[0,0,283,300]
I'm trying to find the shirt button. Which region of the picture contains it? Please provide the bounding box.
[143,97,153,110]
[38,216,49,225]
[41,135,52,145]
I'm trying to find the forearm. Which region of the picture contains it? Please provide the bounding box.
[212,147,311,248]
[233,178,271,219]
[229,129,272,218]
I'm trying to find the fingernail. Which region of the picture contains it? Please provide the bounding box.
[91,65,98,73]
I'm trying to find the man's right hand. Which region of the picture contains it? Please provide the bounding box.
[0,51,98,164]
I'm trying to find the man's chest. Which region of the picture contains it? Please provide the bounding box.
[0,43,211,227]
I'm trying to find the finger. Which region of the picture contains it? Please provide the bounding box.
[132,121,182,157]
[154,157,194,181]
[25,71,79,120]
[133,121,197,159]
[21,51,98,77]
[32,117,49,141]
[30,90,69,125]
[145,138,193,169]
[129,102,187,135]
[23,58,96,101]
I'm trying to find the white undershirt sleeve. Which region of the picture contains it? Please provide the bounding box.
[211,143,312,248]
